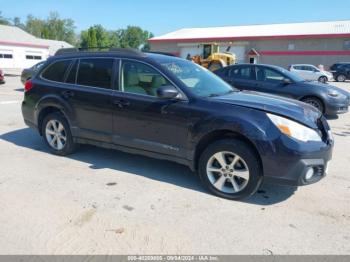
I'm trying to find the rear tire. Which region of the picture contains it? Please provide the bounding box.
[318,76,327,83]
[198,139,263,200]
[301,97,324,113]
[336,74,346,82]
[42,112,77,156]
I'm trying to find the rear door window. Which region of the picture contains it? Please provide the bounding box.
[77,58,114,89]
[41,60,72,82]
[229,66,254,80]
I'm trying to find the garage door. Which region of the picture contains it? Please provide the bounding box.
[219,45,246,63]
[180,46,201,59]
[0,50,14,69]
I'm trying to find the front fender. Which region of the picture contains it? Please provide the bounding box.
[190,108,273,159]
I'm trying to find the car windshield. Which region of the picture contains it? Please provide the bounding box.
[151,54,237,97]
[278,66,306,82]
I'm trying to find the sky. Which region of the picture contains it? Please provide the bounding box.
[1,0,350,36]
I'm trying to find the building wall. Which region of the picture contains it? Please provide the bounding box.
[150,37,350,69]
[0,44,49,74]
[248,38,350,69]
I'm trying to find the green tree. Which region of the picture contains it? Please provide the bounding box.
[0,11,10,25]
[119,26,151,49]
[25,15,46,37]
[25,12,76,45]
[13,17,25,30]
[80,25,112,49]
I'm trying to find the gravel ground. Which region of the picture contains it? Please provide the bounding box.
[0,76,349,255]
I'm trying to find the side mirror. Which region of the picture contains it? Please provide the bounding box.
[157,85,180,99]
[283,78,292,85]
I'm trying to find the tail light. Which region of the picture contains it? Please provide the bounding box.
[24,80,34,92]
[0,70,3,76]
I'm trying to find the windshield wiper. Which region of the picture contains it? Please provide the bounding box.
[207,89,236,97]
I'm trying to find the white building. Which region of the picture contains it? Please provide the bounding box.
[149,20,350,69]
[0,25,73,74]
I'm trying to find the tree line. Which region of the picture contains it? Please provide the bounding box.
[0,11,153,50]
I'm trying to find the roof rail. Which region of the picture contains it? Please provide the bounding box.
[55,48,80,56]
[145,51,177,57]
[55,47,144,56]
[109,47,144,56]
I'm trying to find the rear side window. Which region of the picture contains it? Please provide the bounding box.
[42,60,72,82]
[77,58,114,89]
[230,66,254,80]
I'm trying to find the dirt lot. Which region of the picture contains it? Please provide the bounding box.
[0,76,349,255]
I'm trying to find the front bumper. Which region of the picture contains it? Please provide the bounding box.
[324,96,350,115]
[259,117,333,186]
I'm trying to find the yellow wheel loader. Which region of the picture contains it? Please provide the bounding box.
[190,44,236,71]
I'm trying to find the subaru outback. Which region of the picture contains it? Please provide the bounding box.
[21,49,333,200]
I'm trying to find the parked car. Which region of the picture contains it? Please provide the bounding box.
[331,63,350,82]
[330,62,350,72]
[0,69,4,84]
[22,49,334,200]
[215,64,350,115]
[289,64,333,83]
[21,61,46,85]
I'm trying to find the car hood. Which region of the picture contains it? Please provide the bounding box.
[299,81,350,98]
[211,91,322,128]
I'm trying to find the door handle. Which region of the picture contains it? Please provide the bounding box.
[61,90,74,99]
[113,99,130,108]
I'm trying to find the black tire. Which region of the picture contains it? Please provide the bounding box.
[336,74,346,82]
[41,112,77,156]
[198,139,263,200]
[318,76,327,83]
[301,97,325,113]
[208,61,223,72]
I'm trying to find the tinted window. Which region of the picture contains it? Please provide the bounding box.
[4,54,12,59]
[42,60,71,82]
[122,61,170,96]
[230,66,254,80]
[66,60,78,84]
[256,67,285,83]
[77,58,113,89]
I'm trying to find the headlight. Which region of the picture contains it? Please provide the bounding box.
[328,91,339,97]
[267,113,322,142]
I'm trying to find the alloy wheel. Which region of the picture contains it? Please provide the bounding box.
[45,119,67,150]
[337,75,346,82]
[206,151,250,193]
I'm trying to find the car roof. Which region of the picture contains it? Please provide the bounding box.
[225,63,284,70]
[290,64,316,66]
[48,49,183,64]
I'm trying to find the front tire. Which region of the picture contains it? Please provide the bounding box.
[318,76,327,83]
[42,112,77,156]
[301,97,324,114]
[198,139,263,200]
